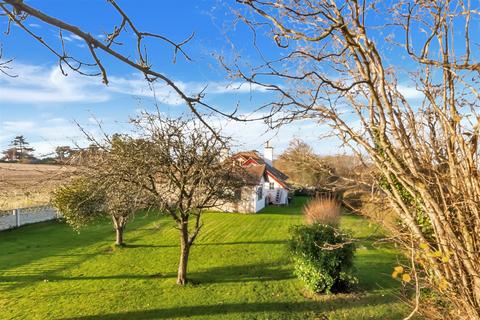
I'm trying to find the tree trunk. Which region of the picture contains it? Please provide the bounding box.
[115,226,124,246]
[112,216,125,246]
[177,221,190,285]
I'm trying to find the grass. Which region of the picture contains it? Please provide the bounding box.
[0,197,413,319]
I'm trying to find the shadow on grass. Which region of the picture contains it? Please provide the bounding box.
[0,216,157,291]
[59,294,406,320]
[354,249,399,291]
[0,262,294,285]
[188,263,294,284]
[126,240,286,249]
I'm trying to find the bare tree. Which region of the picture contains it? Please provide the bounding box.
[77,114,248,285]
[275,139,333,188]
[128,114,247,285]
[223,1,480,318]
[54,146,74,164]
[275,139,369,196]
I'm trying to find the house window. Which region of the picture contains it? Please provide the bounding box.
[269,182,275,190]
[234,188,242,200]
[256,186,263,200]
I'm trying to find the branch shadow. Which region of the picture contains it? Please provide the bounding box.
[187,262,294,284]
[0,262,294,285]
[58,294,406,320]
[0,215,156,291]
[126,239,286,249]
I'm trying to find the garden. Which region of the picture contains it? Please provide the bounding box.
[0,197,411,319]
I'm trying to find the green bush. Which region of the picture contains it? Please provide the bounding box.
[51,177,104,230]
[288,223,357,294]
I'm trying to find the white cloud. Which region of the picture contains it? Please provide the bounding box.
[209,81,269,94]
[202,113,344,155]
[56,33,84,43]
[0,117,114,157]
[70,34,84,41]
[0,62,269,106]
[2,121,36,132]
[398,85,424,100]
[0,64,109,103]
[107,75,270,106]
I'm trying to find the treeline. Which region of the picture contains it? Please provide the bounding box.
[1,135,76,164]
[274,139,373,209]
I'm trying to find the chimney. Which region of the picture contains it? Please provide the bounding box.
[219,147,229,162]
[264,141,273,166]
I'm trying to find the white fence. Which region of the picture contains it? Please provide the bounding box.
[0,206,60,231]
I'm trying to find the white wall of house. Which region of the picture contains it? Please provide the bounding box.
[263,175,288,205]
[253,176,266,212]
[254,196,265,212]
[215,186,252,213]
[216,174,289,213]
[218,177,266,213]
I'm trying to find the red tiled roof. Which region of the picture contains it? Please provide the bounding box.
[231,150,289,187]
[232,151,262,161]
[244,164,266,183]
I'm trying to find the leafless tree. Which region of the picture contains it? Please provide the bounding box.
[275,139,371,204]
[77,114,248,285]
[275,139,333,188]
[223,0,480,318]
[129,114,248,285]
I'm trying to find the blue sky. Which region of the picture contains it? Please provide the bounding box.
[0,0,327,157]
[1,0,469,157]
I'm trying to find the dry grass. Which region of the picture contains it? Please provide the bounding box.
[303,195,341,226]
[0,163,73,211]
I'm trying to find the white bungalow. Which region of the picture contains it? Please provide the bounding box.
[221,144,290,213]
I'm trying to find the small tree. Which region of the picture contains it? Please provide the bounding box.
[288,223,357,294]
[1,147,17,162]
[11,135,34,160]
[2,135,35,161]
[126,115,247,285]
[76,115,247,284]
[52,177,104,230]
[53,177,149,246]
[52,137,152,246]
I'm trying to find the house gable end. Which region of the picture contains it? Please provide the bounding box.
[265,170,287,188]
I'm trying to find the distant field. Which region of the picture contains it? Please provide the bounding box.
[0,163,72,211]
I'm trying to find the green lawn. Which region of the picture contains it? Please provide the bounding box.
[0,197,412,319]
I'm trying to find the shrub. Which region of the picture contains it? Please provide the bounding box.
[303,196,341,226]
[51,177,104,230]
[288,223,357,294]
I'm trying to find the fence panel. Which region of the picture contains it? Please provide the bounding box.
[0,206,59,231]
